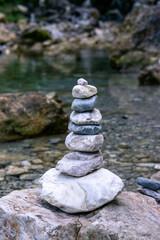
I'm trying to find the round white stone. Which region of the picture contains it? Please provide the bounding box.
[40,168,124,213]
[72,85,97,99]
[77,78,88,85]
[70,108,102,125]
[65,132,104,152]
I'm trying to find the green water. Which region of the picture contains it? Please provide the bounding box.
[0,49,138,95]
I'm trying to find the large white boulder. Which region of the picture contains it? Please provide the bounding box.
[40,168,124,213]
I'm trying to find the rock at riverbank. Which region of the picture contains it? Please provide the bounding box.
[139,64,160,85]
[0,189,159,240]
[0,92,68,141]
[109,3,160,70]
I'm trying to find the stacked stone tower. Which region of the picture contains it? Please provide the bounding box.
[56,78,103,177]
[40,79,124,213]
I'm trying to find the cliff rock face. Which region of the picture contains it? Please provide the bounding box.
[0,92,68,141]
[0,188,159,240]
[110,4,160,70]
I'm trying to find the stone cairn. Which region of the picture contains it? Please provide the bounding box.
[40,78,124,213]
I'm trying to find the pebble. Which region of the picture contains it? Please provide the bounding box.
[56,151,103,177]
[6,166,29,176]
[136,177,160,191]
[48,138,62,144]
[77,78,88,85]
[40,168,124,213]
[68,122,101,135]
[70,108,102,125]
[31,158,43,164]
[21,160,31,167]
[71,95,97,112]
[72,85,97,99]
[155,164,160,170]
[20,173,40,181]
[65,132,104,152]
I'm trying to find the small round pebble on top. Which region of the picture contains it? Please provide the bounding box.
[77,78,88,86]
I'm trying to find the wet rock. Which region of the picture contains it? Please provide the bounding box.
[0,189,160,239]
[6,166,29,176]
[65,132,104,152]
[19,173,40,181]
[0,92,68,141]
[70,108,102,125]
[151,171,160,182]
[48,138,62,144]
[56,151,103,176]
[139,64,160,85]
[68,122,101,135]
[136,177,160,190]
[71,95,97,112]
[40,168,124,213]
[0,25,16,44]
[20,160,31,167]
[20,25,52,44]
[72,85,97,98]
[0,159,11,168]
[31,158,43,164]
[16,4,28,14]
[155,164,160,170]
[0,169,5,181]
[0,13,6,23]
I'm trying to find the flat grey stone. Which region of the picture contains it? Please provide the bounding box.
[70,108,102,125]
[77,78,88,85]
[56,151,103,176]
[40,168,124,213]
[65,132,104,152]
[72,85,97,99]
[71,95,97,112]
[68,122,101,135]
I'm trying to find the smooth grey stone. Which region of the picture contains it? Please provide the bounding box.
[136,177,160,191]
[72,85,97,99]
[56,151,103,177]
[71,95,97,112]
[70,108,102,125]
[77,78,88,85]
[65,132,104,152]
[40,168,124,213]
[68,122,101,135]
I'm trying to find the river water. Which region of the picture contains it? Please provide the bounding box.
[0,49,159,197]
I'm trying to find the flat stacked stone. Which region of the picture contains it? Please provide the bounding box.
[40,78,124,213]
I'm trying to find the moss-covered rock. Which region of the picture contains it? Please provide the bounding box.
[20,25,52,44]
[110,50,156,70]
[0,92,68,142]
[109,4,160,70]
